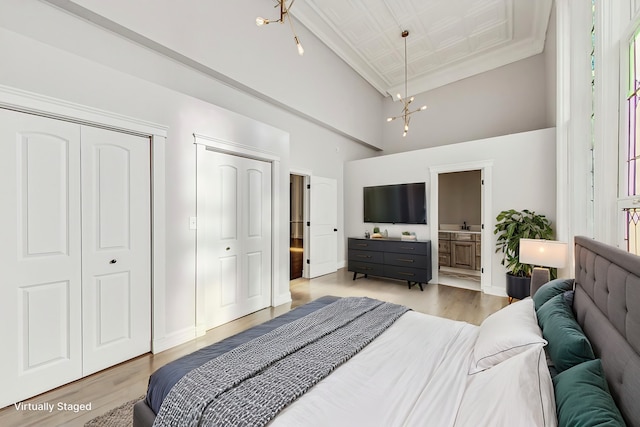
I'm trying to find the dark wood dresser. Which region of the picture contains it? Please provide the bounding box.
[347,237,432,291]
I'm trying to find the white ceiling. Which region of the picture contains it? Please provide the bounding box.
[292,0,552,97]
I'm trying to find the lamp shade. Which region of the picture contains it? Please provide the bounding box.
[518,239,567,268]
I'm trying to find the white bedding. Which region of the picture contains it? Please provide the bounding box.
[271,308,556,427]
[271,311,477,427]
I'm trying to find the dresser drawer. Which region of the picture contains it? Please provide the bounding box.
[383,252,428,268]
[383,240,428,255]
[383,265,431,283]
[348,260,383,277]
[438,232,451,240]
[348,249,384,264]
[348,238,385,252]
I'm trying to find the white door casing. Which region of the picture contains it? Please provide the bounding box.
[197,147,272,329]
[308,176,338,278]
[0,110,83,407]
[81,126,151,376]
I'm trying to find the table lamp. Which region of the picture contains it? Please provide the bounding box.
[518,239,568,297]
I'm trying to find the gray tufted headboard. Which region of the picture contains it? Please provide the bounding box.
[573,236,640,426]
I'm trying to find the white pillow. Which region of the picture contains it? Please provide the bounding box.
[456,346,557,427]
[469,298,546,374]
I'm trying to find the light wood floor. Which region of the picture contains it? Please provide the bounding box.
[0,268,507,427]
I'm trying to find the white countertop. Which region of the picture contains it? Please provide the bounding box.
[438,229,481,234]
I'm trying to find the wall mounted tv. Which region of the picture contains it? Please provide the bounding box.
[363,182,427,224]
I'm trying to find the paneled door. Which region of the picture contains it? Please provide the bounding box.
[0,110,83,407]
[80,126,151,376]
[308,176,337,278]
[197,147,272,330]
[0,109,151,407]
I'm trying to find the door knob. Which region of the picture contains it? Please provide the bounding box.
[110,259,117,264]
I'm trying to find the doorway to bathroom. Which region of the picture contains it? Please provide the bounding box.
[437,170,482,291]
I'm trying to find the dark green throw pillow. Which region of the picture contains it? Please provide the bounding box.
[533,278,574,311]
[537,294,594,372]
[553,359,626,426]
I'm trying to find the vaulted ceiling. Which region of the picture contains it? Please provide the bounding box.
[292,0,553,97]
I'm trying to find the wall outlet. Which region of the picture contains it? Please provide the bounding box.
[189,216,197,230]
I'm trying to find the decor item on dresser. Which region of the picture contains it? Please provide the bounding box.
[133,236,639,427]
[493,209,554,302]
[518,239,568,297]
[347,237,432,291]
[401,231,417,241]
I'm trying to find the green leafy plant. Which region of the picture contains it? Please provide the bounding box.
[494,209,554,277]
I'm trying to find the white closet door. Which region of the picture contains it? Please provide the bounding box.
[197,148,272,329]
[0,109,83,407]
[81,126,151,376]
[309,176,338,278]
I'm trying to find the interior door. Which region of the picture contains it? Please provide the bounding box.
[0,109,83,407]
[81,126,151,376]
[308,176,338,278]
[198,148,272,329]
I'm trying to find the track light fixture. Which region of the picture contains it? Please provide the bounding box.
[256,0,304,56]
[386,30,427,137]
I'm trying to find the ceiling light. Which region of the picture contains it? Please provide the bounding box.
[386,30,427,137]
[256,0,304,56]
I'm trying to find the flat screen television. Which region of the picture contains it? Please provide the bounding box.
[363,182,426,224]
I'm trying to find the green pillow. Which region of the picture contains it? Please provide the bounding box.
[537,294,594,372]
[533,278,574,311]
[553,359,626,426]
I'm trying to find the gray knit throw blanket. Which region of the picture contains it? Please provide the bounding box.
[153,297,409,427]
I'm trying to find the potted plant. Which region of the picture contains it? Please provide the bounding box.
[494,209,554,300]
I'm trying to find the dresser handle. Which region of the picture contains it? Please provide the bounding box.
[398,272,415,277]
[397,258,414,263]
[400,247,415,250]
[358,255,372,258]
[356,243,368,247]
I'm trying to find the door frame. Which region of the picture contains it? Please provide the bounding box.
[290,169,312,279]
[429,160,493,293]
[194,133,283,337]
[0,84,169,352]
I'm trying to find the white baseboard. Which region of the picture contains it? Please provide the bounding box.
[483,285,508,297]
[152,326,196,354]
[273,291,292,307]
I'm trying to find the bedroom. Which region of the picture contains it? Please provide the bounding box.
[0,0,637,425]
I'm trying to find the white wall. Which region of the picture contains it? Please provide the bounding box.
[544,2,557,127]
[381,53,552,154]
[40,0,384,149]
[345,128,557,294]
[0,1,378,350]
[439,171,482,226]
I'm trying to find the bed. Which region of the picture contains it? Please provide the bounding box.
[134,236,638,426]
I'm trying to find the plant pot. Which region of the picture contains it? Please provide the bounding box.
[506,273,531,301]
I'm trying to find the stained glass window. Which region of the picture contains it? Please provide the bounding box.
[626,28,640,197]
[622,25,640,253]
